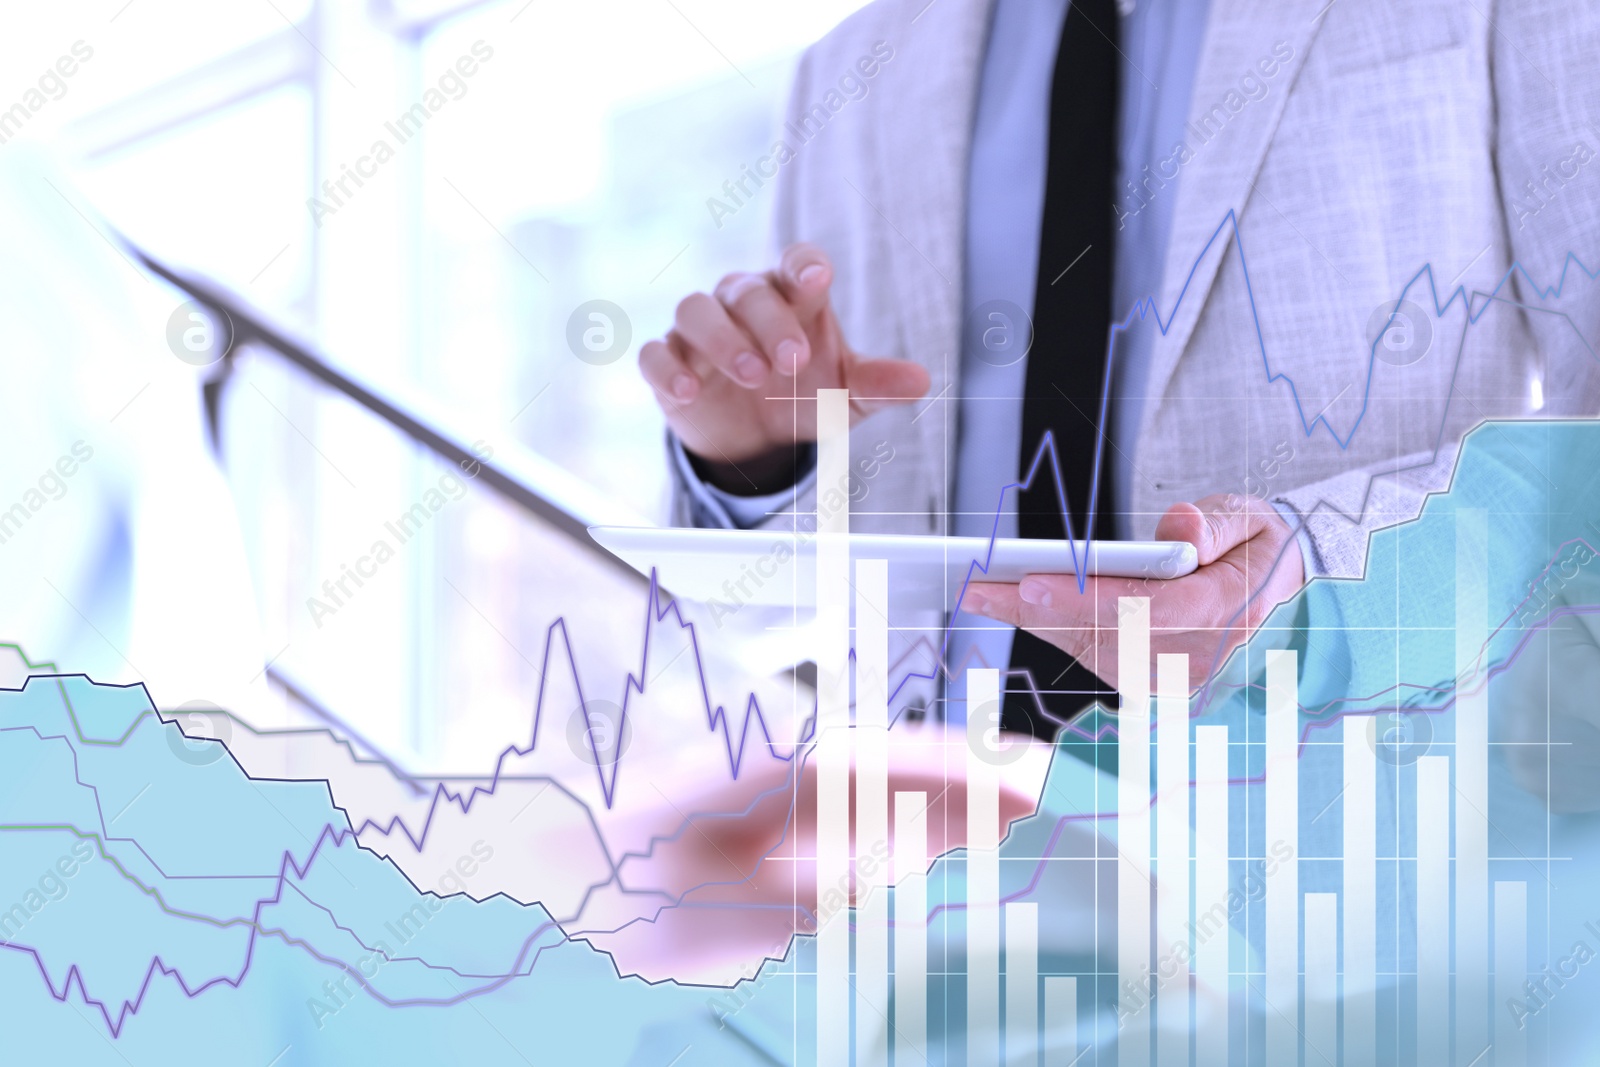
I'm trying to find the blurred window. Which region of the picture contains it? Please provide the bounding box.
[62,0,867,765]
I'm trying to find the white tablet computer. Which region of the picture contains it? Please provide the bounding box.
[589,526,1198,611]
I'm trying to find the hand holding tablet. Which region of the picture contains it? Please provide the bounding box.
[589,526,1197,613]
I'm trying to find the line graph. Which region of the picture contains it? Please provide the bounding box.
[171,218,1600,833]
[5,392,1572,1049]
[1,450,1596,1056]
[2,225,1597,1058]
[1008,209,1597,566]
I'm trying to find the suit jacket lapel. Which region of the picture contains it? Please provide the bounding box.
[871,0,997,533]
[871,0,1327,522]
[1139,0,1327,430]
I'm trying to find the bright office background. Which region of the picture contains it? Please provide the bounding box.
[7,0,871,770]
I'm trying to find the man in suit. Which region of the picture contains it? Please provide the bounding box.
[638,0,1600,735]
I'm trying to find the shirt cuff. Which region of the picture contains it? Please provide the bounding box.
[1270,498,1325,579]
[669,435,818,530]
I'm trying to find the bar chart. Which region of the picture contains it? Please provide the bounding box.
[809,390,1539,1065]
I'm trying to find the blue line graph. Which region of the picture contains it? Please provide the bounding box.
[291,218,1600,825]
[4,412,1600,1049]
[878,227,1597,737]
[3,215,1598,1054]
[1071,209,1597,557]
[3,568,1593,1039]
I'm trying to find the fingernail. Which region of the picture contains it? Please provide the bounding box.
[797,263,826,286]
[963,590,988,615]
[1018,579,1051,607]
[670,374,698,401]
[733,352,766,385]
[774,339,803,374]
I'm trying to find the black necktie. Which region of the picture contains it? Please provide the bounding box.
[1001,0,1121,752]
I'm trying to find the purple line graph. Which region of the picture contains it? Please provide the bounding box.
[1,490,1595,1040]
[3,215,1595,1043]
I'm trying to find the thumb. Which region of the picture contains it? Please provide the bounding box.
[845,357,932,417]
[1153,497,1253,566]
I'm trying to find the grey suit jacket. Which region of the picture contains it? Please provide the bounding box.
[672,0,1600,710]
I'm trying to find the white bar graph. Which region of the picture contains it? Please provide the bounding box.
[1117,597,1153,1067]
[968,666,1003,1067]
[1193,724,1230,1067]
[894,791,928,1064]
[1005,902,1039,1067]
[856,559,890,1066]
[1494,881,1527,1067]
[1304,893,1339,1064]
[1343,714,1375,1067]
[789,398,1551,1067]
[1456,509,1489,1064]
[1155,653,1191,1066]
[796,434,1527,1067]
[1416,755,1450,1067]
[815,388,852,1065]
[1044,977,1079,1067]
[1263,650,1300,1065]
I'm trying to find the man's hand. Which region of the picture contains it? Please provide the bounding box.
[578,722,1051,985]
[639,242,930,493]
[961,493,1307,690]
[1495,603,1600,813]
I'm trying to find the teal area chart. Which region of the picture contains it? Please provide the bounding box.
[6,421,1600,1064]
[0,668,726,1063]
